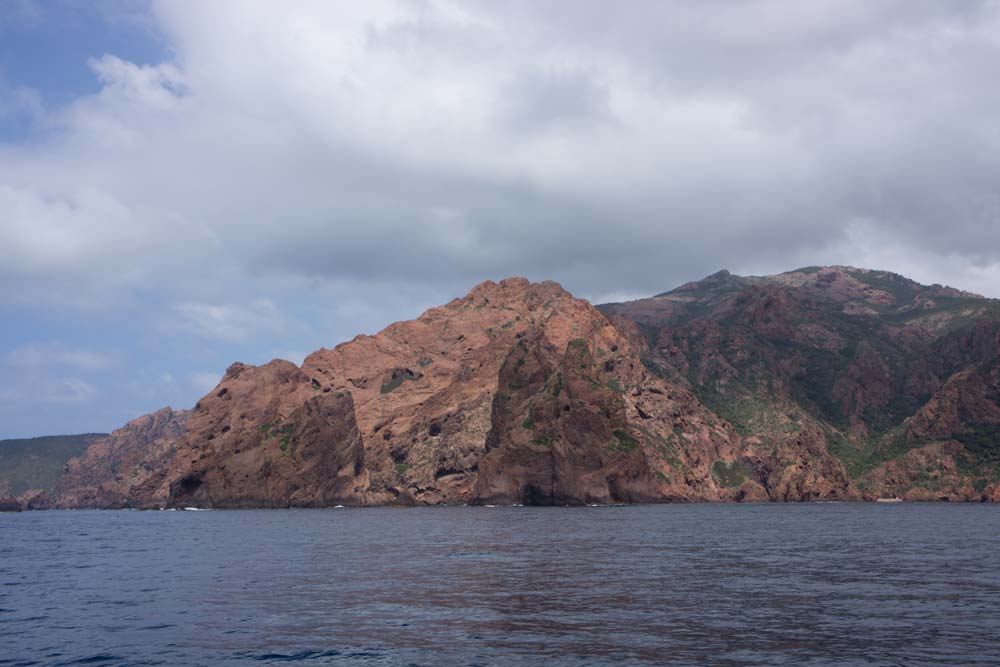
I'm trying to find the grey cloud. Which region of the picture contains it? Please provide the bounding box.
[4,0,1000,316]
[7,343,117,372]
[498,68,613,132]
[171,299,286,343]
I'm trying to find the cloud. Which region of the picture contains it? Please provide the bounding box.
[0,183,217,308]
[39,4,1000,292]
[87,54,185,112]
[1,345,103,410]
[3,1,1000,436]
[7,343,117,372]
[42,377,99,405]
[172,299,285,342]
[189,371,220,394]
[0,80,42,121]
[3,1,1000,304]
[498,67,614,133]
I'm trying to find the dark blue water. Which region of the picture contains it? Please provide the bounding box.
[2,504,999,666]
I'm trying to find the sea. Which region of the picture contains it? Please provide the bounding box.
[2,503,999,666]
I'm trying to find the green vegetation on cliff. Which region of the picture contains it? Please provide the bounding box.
[600,265,1000,498]
[0,434,105,496]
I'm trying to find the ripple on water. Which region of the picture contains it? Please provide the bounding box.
[56,656,124,666]
[3,504,1000,666]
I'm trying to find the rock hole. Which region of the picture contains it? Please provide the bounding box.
[174,473,203,499]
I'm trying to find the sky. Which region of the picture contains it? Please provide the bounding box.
[1,0,1000,438]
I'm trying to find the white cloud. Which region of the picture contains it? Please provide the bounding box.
[0,183,218,308]
[90,54,181,93]
[0,0,997,306]
[42,377,99,405]
[0,80,42,121]
[189,371,220,394]
[6,343,117,372]
[0,186,130,276]
[172,299,284,342]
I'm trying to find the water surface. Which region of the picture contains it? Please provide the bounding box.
[2,503,999,666]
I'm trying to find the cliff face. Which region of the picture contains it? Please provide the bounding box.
[54,278,745,507]
[49,268,1000,508]
[139,362,367,509]
[54,408,189,508]
[295,277,751,506]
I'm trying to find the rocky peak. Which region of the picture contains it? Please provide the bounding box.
[668,268,749,295]
[442,277,574,314]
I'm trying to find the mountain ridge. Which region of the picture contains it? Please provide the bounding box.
[600,265,1000,502]
[7,266,1000,510]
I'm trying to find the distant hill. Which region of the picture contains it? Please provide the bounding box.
[0,434,107,497]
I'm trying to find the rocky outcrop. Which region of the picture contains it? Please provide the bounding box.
[474,333,659,505]
[53,277,745,507]
[904,356,1000,446]
[46,268,1000,507]
[744,422,859,501]
[861,442,984,501]
[55,407,189,508]
[147,364,367,509]
[19,491,52,510]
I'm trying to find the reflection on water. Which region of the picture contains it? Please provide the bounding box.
[2,504,1000,666]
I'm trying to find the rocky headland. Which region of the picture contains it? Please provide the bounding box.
[7,267,1000,509]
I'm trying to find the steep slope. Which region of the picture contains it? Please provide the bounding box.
[297,278,752,505]
[127,363,367,509]
[55,278,746,508]
[863,350,1000,500]
[600,265,1000,500]
[54,408,189,508]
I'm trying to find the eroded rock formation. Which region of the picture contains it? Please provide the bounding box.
[47,268,1000,507]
